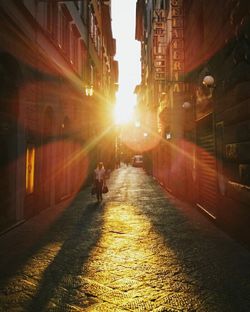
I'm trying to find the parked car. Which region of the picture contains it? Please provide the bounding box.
[132,155,143,167]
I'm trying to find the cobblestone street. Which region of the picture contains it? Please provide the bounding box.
[1,166,250,311]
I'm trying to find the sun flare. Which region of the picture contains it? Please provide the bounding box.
[114,96,135,125]
[114,105,133,125]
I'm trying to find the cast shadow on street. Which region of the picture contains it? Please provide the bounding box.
[25,198,105,311]
[137,179,250,311]
[0,188,105,311]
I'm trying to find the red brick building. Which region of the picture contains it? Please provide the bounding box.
[136,0,250,245]
[0,0,118,232]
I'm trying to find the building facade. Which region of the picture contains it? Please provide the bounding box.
[0,0,118,232]
[136,0,250,245]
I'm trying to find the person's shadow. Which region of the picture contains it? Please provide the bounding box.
[0,188,104,311]
[24,196,104,311]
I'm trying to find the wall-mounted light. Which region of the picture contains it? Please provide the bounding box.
[202,75,216,98]
[203,75,215,88]
[182,101,191,109]
[85,85,94,97]
[166,133,171,140]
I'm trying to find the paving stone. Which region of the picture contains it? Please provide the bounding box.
[1,166,250,311]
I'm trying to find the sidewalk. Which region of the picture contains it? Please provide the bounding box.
[1,166,250,311]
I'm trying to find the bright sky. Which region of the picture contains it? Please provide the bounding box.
[111,0,141,124]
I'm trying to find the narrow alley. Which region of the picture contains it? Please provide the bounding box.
[1,166,250,312]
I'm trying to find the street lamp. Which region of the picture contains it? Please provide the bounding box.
[182,101,191,109]
[202,75,216,98]
[203,75,215,88]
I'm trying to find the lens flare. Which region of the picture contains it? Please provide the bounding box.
[120,124,161,153]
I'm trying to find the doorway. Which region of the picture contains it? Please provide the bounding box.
[196,113,217,219]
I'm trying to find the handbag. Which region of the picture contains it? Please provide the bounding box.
[102,185,109,194]
[91,186,96,195]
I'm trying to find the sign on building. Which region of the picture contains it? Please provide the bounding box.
[170,0,186,93]
[153,10,168,81]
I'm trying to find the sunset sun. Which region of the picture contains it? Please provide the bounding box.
[114,96,135,125]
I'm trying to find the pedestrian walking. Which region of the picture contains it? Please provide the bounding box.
[93,162,106,202]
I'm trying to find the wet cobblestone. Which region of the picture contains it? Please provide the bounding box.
[1,166,250,311]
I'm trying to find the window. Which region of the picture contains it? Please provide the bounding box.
[71,30,78,67]
[59,7,70,56]
[90,10,94,38]
[90,64,94,85]
[81,0,88,24]
[80,41,87,79]
[160,0,167,9]
[47,2,58,40]
[70,24,80,69]
[97,33,101,56]
[73,1,80,10]
[97,0,101,11]
[90,10,100,52]
[26,146,35,194]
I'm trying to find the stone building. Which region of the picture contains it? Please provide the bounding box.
[0,0,118,232]
[136,0,250,245]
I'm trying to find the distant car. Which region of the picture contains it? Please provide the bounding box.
[132,155,143,167]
